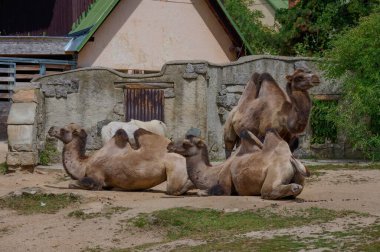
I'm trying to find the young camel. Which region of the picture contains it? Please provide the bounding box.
[48,123,193,195]
[168,129,309,199]
[224,69,320,158]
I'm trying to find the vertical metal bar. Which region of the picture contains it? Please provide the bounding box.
[39,63,46,75]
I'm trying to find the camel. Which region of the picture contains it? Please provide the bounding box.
[168,129,310,199]
[101,119,167,145]
[224,69,320,158]
[48,123,193,195]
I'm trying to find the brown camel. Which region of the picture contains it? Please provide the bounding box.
[168,129,309,199]
[224,69,320,158]
[48,123,193,195]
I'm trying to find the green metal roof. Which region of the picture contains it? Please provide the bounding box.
[216,0,254,55]
[266,0,288,10]
[66,0,253,55]
[67,0,120,52]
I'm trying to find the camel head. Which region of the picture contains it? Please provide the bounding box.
[48,123,87,144]
[286,69,320,91]
[167,136,211,166]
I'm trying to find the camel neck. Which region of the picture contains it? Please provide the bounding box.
[185,153,211,188]
[62,138,87,180]
[288,90,312,133]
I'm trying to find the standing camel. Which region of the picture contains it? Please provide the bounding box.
[224,69,320,158]
[48,123,193,195]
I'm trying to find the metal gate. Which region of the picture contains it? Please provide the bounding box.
[0,62,15,140]
[124,88,164,122]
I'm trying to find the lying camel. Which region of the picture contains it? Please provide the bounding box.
[48,123,193,195]
[224,69,320,158]
[168,129,309,199]
[101,119,167,145]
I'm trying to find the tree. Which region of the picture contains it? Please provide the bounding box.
[321,10,380,159]
[223,0,278,54]
[275,0,379,56]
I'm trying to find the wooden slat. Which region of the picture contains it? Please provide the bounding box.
[0,76,15,82]
[45,64,71,70]
[16,65,40,71]
[0,68,16,73]
[0,93,12,99]
[16,73,40,79]
[0,84,13,91]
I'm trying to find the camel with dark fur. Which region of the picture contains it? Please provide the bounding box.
[224,69,320,158]
[48,123,193,195]
[168,130,309,199]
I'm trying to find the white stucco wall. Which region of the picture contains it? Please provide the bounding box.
[78,0,237,71]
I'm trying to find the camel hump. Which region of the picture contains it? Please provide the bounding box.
[258,72,276,84]
[134,128,155,139]
[114,128,129,148]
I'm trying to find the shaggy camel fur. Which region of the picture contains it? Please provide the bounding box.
[224,69,320,158]
[48,123,193,195]
[101,119,167,144]
[168,130,309,199]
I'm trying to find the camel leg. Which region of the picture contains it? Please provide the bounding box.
[69,177,103,190]
[224,134,237,159]
[224,112,238,159]
[165,154,193,195]
[261,181,303,200]
[288,137,299,152]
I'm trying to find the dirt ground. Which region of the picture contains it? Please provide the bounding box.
[0,141,379,251]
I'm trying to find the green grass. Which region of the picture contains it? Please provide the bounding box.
[68,206,129,220]
[0,162,8,174]
[128,207,357,241]
[0,193,80,214]
[307,163,380,171]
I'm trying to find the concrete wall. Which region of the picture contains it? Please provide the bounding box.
[77,0,237,71]
[7,55,354,170]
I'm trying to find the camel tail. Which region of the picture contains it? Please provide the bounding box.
[290,157,310,177]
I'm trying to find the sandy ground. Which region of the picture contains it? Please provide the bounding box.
[0,141,379,251]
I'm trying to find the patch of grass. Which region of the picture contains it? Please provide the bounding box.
[307,163,380,172]
[173,236,305,252]
[0,193,80,214]
[0,162,8,174]
[128,207,357,241]
[172,222,380,252]
[68,206,129,220]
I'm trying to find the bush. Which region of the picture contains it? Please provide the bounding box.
[321,11,380,159]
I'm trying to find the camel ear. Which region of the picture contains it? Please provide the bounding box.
[286,75,293,82]
[75,129,87,138]
[194,139,205,148]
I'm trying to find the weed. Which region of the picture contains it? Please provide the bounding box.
[0,162,8,174]
[39,140,59,165]
[0,193,80,214]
